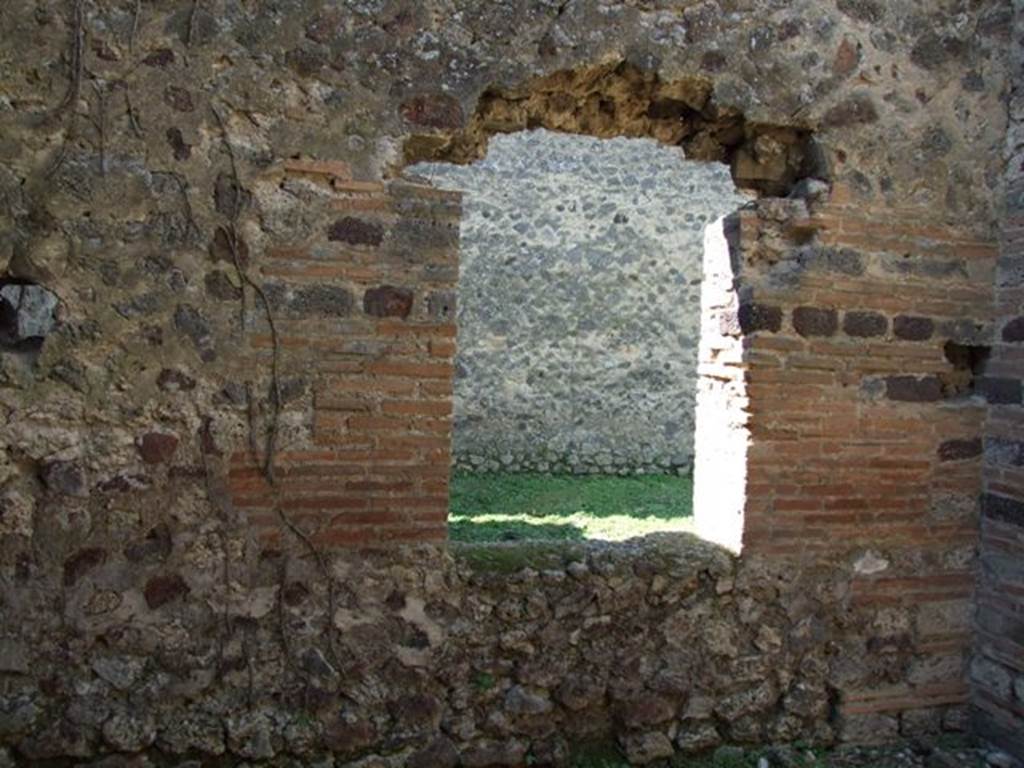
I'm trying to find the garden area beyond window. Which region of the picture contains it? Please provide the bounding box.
[409,130,746,542]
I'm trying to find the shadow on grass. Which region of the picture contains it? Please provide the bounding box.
[449,471,694,543]
[449,517,585,543]
[450,471,693,521]
[451,531,728,578]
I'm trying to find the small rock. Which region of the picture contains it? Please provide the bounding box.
[63,547,107,586]
[226,710,276,760]
[124,523,173,563]
[92,656,145,691]
[619,695,677,728]
[137,432,179,464]
[531,734,570,767]
[156,711,225,755]
[388,693,443,735]
[322,712,375,757]
[102,712,156,752]
[143,573,190,609]
[407,736,459,768]
[567,561,589,579]
[621,731,675,765]
[987,751,1018,768]
[556,676,605,711]
[282,716,319,756]
[300,647,339,680]
[460,738,528,767]
[676,722,720,753]
[156,368,196,392]
[0,490,33,536]
[926,749,962,768]
[0,283,59,344]
[0,639,29,673]
[41,460,87,497]
[0,693,39,738]
[504,685,552,715]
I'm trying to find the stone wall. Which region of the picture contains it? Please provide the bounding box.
[0,534,979,765]
[410,130,746,475]
[976,0,1024,757]
[0,0,1018,764]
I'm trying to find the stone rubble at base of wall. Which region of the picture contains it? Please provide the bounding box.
[0,534,975,766]
[0,0,1019,760]
[411,130,748,476]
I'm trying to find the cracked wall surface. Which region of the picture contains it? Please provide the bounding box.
[0,0,1019,764]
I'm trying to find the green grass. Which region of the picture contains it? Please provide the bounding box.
[449,471,694,543]
[566,743,827,768]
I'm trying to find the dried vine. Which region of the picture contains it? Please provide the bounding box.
[211,103,340,669]
[128,0,141,52]
[47,0,86,178]
[88,81,107,176]
[124,91,143,138]
[210,105,282,480]
[199,447,236,681]
[187,0,202,47]
[172,172,201,243]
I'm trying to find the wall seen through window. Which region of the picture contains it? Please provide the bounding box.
[409,130,747,542]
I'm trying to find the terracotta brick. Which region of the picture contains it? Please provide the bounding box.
[377,321,458,338]
[382,400,453,416]
[345,480,414,493]
[429,339,457,358]
[367,360,454,379]
[283,158,353,179]
[347,415,413,432]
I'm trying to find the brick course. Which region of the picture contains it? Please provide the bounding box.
[228,175,461,546]
[688,190,999,738]
[0,1,1016,762]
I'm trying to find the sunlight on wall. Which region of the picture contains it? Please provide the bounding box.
[693,216,749,552]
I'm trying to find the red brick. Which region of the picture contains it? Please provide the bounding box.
[367,360,454,379]
[429,339,457,357]
[381,400,453,416]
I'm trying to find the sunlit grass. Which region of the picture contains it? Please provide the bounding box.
[449,471,694,543]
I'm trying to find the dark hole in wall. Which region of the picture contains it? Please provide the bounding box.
[940,341,990,397]
[0,277,59,354]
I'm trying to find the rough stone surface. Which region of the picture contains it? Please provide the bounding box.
[0,0,1017,763]
[0,285,59,346]
[894,316,936,341]
[412,130,746,474]
[0,533,987,764]
[792,306,839,338]
[843,311,887,338]
[978,4,1024,761]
